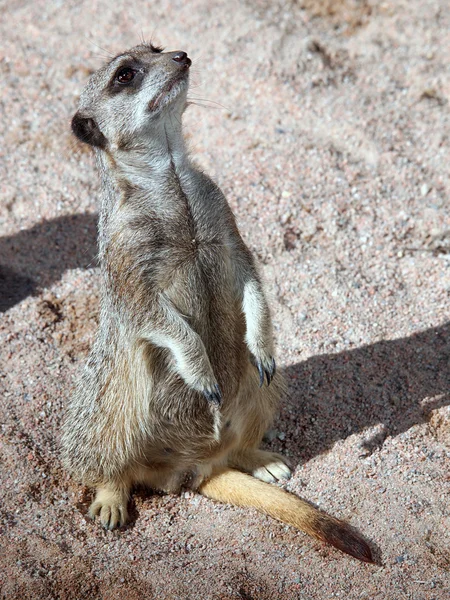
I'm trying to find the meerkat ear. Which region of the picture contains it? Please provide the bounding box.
[71,111,107,149]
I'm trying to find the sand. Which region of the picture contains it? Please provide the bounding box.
[0,0,449,598]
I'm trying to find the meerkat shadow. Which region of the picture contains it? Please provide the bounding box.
[0,213,99,312]
[278,322,450,464]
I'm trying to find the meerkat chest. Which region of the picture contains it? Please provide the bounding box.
[156,191,236,309]
[109,171,236,297]
[178,171,234,247]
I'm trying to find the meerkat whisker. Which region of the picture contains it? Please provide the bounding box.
[83,36,114,59]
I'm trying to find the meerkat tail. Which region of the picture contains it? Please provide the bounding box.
[199,468,374,564]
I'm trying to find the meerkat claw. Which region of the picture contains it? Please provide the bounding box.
[257,362,264,387]
[266,357,276,385]
[203,384,222,406]
[256,357,276,387]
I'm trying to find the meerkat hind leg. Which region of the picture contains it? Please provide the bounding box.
[89,481,130,530]
[228,448,292,483]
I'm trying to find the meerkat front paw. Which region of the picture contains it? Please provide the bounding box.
[192,374,222,406]
[202,383,222,406]
[89,486,129,530]
[177,357,222,406]
[251,352,276,386]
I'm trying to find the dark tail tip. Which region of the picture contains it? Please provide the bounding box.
[322,520,375,564]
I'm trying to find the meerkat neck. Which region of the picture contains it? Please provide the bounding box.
[94,112,193,255]
[103,114,190,190]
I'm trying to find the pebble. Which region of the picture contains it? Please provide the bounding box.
[421,183,430,197]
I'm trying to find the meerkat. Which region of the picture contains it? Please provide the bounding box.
[62,43,373,563]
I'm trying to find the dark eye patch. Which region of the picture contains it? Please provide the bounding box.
[107,60,144,95]
[150,43,164,53]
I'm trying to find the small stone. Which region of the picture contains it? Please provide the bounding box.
[421,183,430,197]
[421,88,438,100]
[280,211,292,225]
[263,429,278,442]
[277,432,286,441]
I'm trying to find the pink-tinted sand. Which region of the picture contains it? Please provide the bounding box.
[0,1,449,598]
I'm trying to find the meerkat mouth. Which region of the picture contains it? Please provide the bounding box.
[148,71,189,112]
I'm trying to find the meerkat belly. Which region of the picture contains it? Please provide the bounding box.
[139,241,249,463]
[137,400,242,475]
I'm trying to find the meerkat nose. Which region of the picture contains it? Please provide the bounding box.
[172,51,191,68]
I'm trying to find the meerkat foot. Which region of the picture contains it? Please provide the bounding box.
[89,485,129,530]
[229,449,292,483]
[252,455,291,483]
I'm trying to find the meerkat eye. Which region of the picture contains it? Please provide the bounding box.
[116,67,136,84]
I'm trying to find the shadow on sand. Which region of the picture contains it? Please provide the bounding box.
[280,322,449,462]
[0,213,98,312]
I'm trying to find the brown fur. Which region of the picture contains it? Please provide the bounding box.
[62,43,373,563]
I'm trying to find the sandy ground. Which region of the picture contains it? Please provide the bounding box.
[1,0,449,598]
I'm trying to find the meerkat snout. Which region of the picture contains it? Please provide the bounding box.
[172,51,191,68]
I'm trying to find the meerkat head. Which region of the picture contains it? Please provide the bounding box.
[71,44,192,151]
